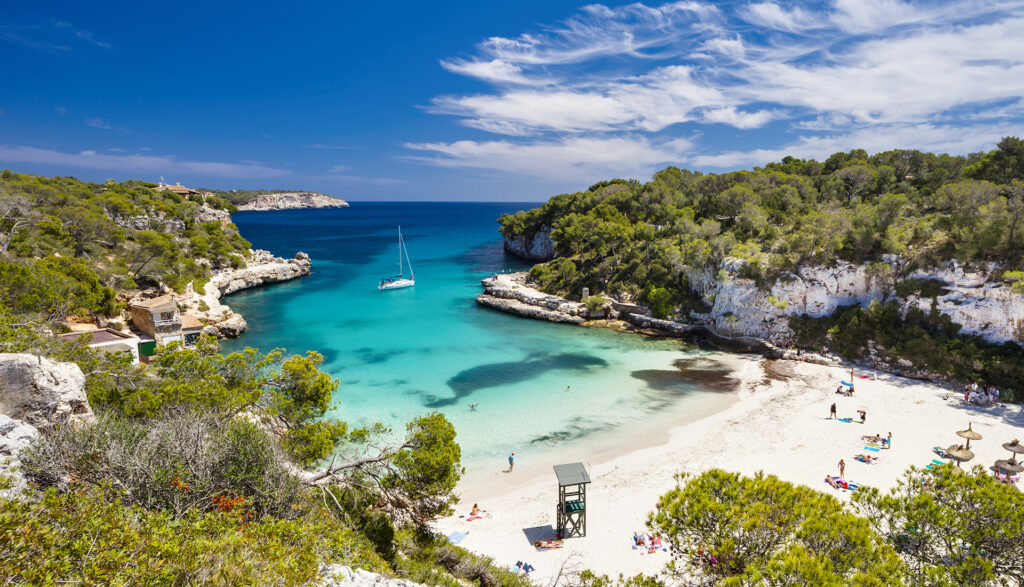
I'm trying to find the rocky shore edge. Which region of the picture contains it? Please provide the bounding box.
[178,249,312,338]
[476,272,837,364]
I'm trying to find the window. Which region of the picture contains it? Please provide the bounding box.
[160,311,175,321]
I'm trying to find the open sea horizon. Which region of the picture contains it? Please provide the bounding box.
[223,203,739,485]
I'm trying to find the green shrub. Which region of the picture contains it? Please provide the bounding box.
[0,488,388,585]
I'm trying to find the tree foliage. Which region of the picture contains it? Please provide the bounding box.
[649,470,906,585]
[853,464,1024,586]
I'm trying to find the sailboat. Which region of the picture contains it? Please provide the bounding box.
[378,226,415,290]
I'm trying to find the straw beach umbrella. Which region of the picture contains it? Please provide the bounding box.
[956,423,982,449]
[994,459,1023,474]
[946,446,975,468]
[1002,439,1024,459]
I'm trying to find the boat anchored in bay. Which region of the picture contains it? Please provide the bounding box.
[378,226,415,290]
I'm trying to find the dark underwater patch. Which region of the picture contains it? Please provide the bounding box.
[424,353,609,407]
[631,357,738,394]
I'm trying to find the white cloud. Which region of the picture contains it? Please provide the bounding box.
[328,164,351,173]
[53,21,111,49]
[440,59,535,85]
[415,1,1024,180]
[690,122,1021,169]
[404,136,693,181]
[84,117,120,131]
[741,3,819,32]
[0,145,291,179]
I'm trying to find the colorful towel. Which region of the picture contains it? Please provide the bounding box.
[448,531,468,545]
[864,446,881,452]
[838,418,853,423]
[466,516,482,521]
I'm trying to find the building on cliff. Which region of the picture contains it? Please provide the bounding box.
[128,294,203,353]
[59,328,142,365]
[156,181,201,198]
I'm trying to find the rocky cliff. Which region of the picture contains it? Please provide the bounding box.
[238,192,349,211]
[688,258,1024,346]
[0,354,93,499]
[181,249,313,338]
[503,225,555,261]
[476,273,586,324]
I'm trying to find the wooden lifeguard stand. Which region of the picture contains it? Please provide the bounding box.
[554,462,591,539]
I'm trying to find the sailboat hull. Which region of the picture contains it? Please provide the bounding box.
[378,278,415,290]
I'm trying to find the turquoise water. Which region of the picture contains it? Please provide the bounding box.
[223,204,737,481]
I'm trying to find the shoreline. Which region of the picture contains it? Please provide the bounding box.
[434,357,1024,583]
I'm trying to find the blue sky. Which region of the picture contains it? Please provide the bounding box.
[2,1,1023,201]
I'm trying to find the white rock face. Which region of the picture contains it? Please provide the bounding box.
[319,565,426,586]
[0,353,93,431]
[0,414,40,499]
[503,225,555,261]
[182,250,312,338]
[688,259,1024,345]
[239,192,349,211]
[477,272,586,324]
[196,205,231,223]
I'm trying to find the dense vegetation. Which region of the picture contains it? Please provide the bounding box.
[650,466,1024,585]
[0,172,520,584]
[500,139,1024,395]
[0,171,252,321]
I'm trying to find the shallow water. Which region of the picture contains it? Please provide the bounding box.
[223,203,738,477]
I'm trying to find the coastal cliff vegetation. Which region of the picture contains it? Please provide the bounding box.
[0,171,251,322]
[0,172,522,584]
[500,138,1024,398]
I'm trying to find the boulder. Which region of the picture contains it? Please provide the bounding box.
[215,314,248,338]
[0,414,40,500]
[0,353,93,432]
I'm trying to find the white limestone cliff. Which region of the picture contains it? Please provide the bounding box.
[239,192,349,211]
[503,226,555,261]
[181,249,312,338]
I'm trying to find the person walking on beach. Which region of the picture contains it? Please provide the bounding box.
[838,459,846,479]
[506,453,515,472]
[829,402,837,419]
[858,409,866,423]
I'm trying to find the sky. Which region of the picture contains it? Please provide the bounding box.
[2,0,1023,201]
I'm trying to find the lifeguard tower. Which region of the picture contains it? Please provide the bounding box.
[554,462,591,538]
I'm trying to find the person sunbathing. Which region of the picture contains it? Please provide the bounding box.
[470,503,481,516]
[825,475,841,488]
[855,454,878,463]
[633,532,647,547]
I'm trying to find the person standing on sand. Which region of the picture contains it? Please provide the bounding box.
[829,402,837,419]
[507,453,515,472]
[839,459,846,478]
[858,409,866,423]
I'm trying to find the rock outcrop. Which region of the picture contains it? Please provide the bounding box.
[113,214,187,233]
[320,565,426,587]
[476,273,585,324]
[0,414,39,499]
[0,354,93,432]
[503,226,555,261]
[182,250,312,338]
[687,258,1024,346]
[239,192,349,211]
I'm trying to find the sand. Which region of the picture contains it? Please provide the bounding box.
[433,357,1024,584]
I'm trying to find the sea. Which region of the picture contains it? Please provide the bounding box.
[223,203,740,487]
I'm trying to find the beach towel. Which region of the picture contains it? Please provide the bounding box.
[838,418,853,423]
[448,531,468,545]
[840,380,854,386]
[866,442,882,448]
[932,459,948,465]
[825,479,859,491]
[466,516,482,521]
[864,446,881,452]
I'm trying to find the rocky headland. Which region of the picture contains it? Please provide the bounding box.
[180,249,313,338]
[238,192,349,211]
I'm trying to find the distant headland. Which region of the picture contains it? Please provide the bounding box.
[237,192,349,211]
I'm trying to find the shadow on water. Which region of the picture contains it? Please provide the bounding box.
[631,357,739,394]
[424,353,609,407]
[354,347,405,365]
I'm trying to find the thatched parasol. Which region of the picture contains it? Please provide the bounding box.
[994,459,1024,474]
[1002,439,1024,459]
[946,446,975,468]
[956,423,982,449]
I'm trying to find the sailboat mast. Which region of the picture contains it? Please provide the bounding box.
[403,231,414,279]
[397,226,404,277]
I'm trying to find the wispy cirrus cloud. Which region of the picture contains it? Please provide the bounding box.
[414,0,1024,179]
[0,21,110,52]
[84,117,123,131]
[0,145,291,179]
[405,135,693,182]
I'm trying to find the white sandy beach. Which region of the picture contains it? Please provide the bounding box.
[433,357,1024,584]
